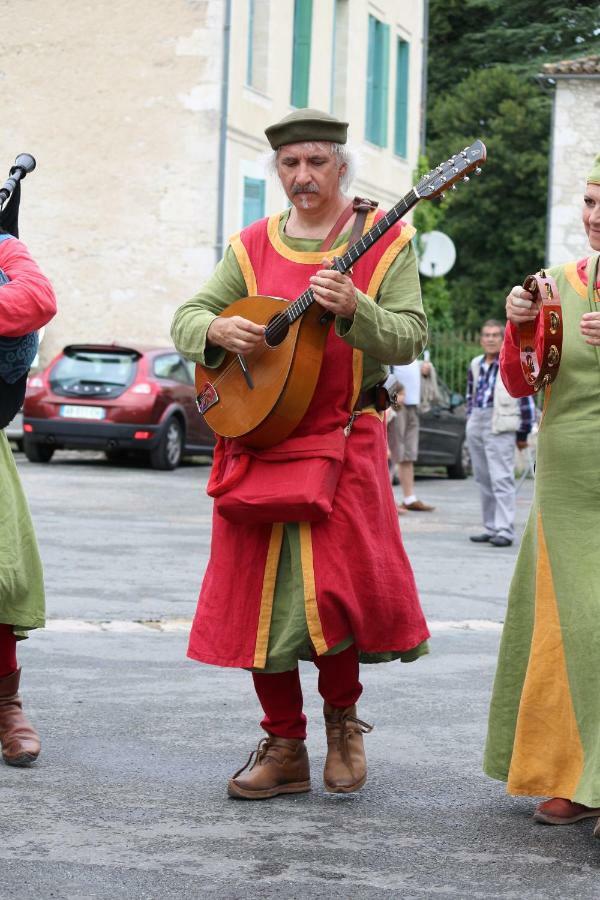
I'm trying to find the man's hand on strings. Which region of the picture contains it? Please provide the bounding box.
[310,258,358,319]
[505,286,542,326]
[580,311,600,346]
[206,316,265,353]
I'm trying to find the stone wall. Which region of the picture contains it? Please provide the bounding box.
[548,78,600,265]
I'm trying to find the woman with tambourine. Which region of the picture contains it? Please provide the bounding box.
[484,154,600,839]
[0,156,56,766]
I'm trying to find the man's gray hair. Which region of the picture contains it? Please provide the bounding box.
[265,141,358,192]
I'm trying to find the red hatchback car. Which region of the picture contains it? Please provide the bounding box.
[23,343,216,469]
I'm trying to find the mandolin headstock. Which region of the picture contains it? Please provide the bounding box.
[416,140,487,200]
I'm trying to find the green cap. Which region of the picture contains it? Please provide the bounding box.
[265,108,349,150]
[587,153,600,185]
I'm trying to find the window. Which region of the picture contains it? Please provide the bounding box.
[243,177,266,227]
[394,39,409,158]
[330,0,349,117]
[365,14,390,147]
[291,0,313,108]
[153,354,192,384]
[246,0,269,93]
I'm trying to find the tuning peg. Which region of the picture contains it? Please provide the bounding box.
[439,192,446,201]
[463,175,470,182]
[475,167,482,175]
[451,185,457,191]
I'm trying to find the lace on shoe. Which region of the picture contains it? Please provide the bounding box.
[231,736,290,780]
[334,711,373,764]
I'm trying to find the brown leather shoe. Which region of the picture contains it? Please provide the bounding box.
[0,668,41,767]
[323,703,373,793]
[533,797,600,825]
[227,735,311,800]
[401,499,435,512]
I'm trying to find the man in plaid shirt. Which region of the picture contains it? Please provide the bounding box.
[466,319,535,547]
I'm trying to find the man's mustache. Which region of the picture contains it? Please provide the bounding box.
[292,183,319,194]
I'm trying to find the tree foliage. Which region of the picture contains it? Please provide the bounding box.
[424,0,600,329]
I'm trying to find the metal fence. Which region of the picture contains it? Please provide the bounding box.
[426,330,480,397]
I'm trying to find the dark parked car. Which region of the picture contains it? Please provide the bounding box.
[22,344,215,469]
[416,378,469,478]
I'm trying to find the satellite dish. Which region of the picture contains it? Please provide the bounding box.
[418,230,456,277]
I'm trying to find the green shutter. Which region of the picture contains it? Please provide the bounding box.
[395,40,409,157]
[243,177,265,227]
[365,15,389,147]
[291,0,313,108]
[380,22,389,147]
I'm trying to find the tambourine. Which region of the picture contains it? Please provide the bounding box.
[518,270,562,392]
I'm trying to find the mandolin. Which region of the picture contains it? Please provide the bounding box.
[196,140,487,449]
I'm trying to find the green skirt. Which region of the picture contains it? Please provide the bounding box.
[256,523,428,672]
[0,431,45,637]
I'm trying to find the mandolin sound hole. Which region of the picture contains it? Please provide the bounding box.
[265,313,290,348]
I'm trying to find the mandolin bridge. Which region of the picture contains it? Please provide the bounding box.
[197,382,219,415]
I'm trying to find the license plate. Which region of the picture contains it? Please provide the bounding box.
[59,404,106,420]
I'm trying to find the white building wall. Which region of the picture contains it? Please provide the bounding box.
[548,78,600,265]
[1,0,224,364]
[3,0,425,360]
[225,0,425,236]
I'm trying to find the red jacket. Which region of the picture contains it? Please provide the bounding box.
[0,237,56,336]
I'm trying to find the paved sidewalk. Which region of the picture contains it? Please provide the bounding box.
[2,455,597,897]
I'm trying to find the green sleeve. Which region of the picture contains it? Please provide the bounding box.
[335,242,427,366]
[170,246,247,368]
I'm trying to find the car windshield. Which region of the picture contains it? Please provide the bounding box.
[50,350,138,390]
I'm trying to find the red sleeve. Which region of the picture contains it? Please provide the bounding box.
[0,237,57,336]
[499,320,536,398]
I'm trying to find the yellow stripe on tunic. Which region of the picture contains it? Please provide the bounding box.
[266,211,378,265]
[252,523,285,669]
[299,521,328,655]
[562,261,587,299]
[366,225,416,298]
[230,232,258,296]
[507,513,584,797]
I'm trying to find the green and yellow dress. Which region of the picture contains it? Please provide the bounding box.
[0,431,45,637]
[484,254,600,806]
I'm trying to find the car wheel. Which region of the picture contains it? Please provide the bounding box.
[447,437,470,479]
[23,438,54,463]
[149,417,183,470]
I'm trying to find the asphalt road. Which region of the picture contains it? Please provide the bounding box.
[2,452,599,899]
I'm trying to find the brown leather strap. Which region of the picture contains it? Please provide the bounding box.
[319,201,355,252]
[354,383,390,412]
[348,197,378,249]
[320,196,379,252]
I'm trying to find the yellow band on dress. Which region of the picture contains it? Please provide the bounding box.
[252,523,284,669]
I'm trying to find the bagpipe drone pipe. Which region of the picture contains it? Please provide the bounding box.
[0,154,39,429]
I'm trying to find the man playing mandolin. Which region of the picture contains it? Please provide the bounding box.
[172,109,431,800]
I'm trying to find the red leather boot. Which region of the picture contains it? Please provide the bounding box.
[0,668,41,766]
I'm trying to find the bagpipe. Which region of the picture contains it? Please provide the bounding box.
[0,153,38,430]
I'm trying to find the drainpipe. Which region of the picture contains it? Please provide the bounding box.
[419,0,429,155]
[215,0,232,264]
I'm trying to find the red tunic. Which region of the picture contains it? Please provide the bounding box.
[188,213,430,669]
